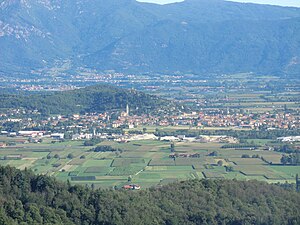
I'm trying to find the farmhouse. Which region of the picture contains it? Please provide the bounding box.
[51,133,65,139]
[0,131,8,135]
[0,142,6,148]
[123,184,141,190]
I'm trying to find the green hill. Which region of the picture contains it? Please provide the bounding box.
[0,84,176,115]
[0,165,299,225]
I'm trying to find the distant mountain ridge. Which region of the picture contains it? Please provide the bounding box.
[1,0,300,77]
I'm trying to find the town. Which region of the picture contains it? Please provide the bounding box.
[0,105,299,143]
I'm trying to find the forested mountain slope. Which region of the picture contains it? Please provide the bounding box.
[1,0,300,76]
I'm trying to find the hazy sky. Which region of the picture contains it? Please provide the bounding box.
[137,0,300,7]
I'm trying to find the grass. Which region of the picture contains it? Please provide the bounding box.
[109,166,144,176]
[111,158,147,167]
[83,159,112,167]
[269,166,300,178]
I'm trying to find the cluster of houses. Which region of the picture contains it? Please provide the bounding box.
[0,130,65,140]
[112,111,300,130]
[1,106,299,144]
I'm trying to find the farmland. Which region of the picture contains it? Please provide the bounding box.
[0,135,298,189]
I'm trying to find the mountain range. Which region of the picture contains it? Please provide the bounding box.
[1,0,300,77]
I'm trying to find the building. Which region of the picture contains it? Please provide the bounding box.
[123,184,141,190]
[18,131,44,137]
[51,133,65,139]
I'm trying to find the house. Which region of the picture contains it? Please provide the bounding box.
[0,131,8,135]
[0,142,6,148]
[123,184,141,190]
[51,133,65,139]
[72,134,81,140]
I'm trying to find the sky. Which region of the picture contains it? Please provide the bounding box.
[136,0,300,7]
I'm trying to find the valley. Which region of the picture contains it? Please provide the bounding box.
[0,74,299,189]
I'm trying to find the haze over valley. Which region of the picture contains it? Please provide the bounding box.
[0,1,299,224]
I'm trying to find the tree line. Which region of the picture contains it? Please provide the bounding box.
[154,128,300,139]
[0,165,299,224]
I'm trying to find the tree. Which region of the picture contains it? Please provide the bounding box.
[67,153,74,159]
[217,160,223,166]
[143,127,147,134]
[281,155,288,165]
[0,165,300,224]
[84,138,102,146]
[170,142,175,152]
[225,166,234,172]
[209,151,218,157]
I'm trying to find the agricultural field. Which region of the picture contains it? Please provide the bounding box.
[0,136,298,189]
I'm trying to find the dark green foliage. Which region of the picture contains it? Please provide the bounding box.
[170,142,175,153]
[222,143,260,149]
[67,154,74,159]
[275,144,298,153]
[0,165,299,224]
[0,84,174,115]
[209,151,218,157]
[93,145,121,153]
[83,138,102,147]
[281,152,300,165]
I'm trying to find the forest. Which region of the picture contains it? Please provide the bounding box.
[0,84,175,115]
[0,165,299,225]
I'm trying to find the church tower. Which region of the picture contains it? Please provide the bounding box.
[126,104,130,116]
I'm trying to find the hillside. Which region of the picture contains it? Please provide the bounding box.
[0,84,175,115]
[1,0,300,77]
[0,165,299,224]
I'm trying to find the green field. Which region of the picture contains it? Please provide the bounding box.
[0,137,298,188]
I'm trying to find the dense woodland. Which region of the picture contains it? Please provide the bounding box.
[0,85,175,115]
[0,165,299,225]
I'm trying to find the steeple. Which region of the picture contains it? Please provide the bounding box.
[126,104,129,116]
